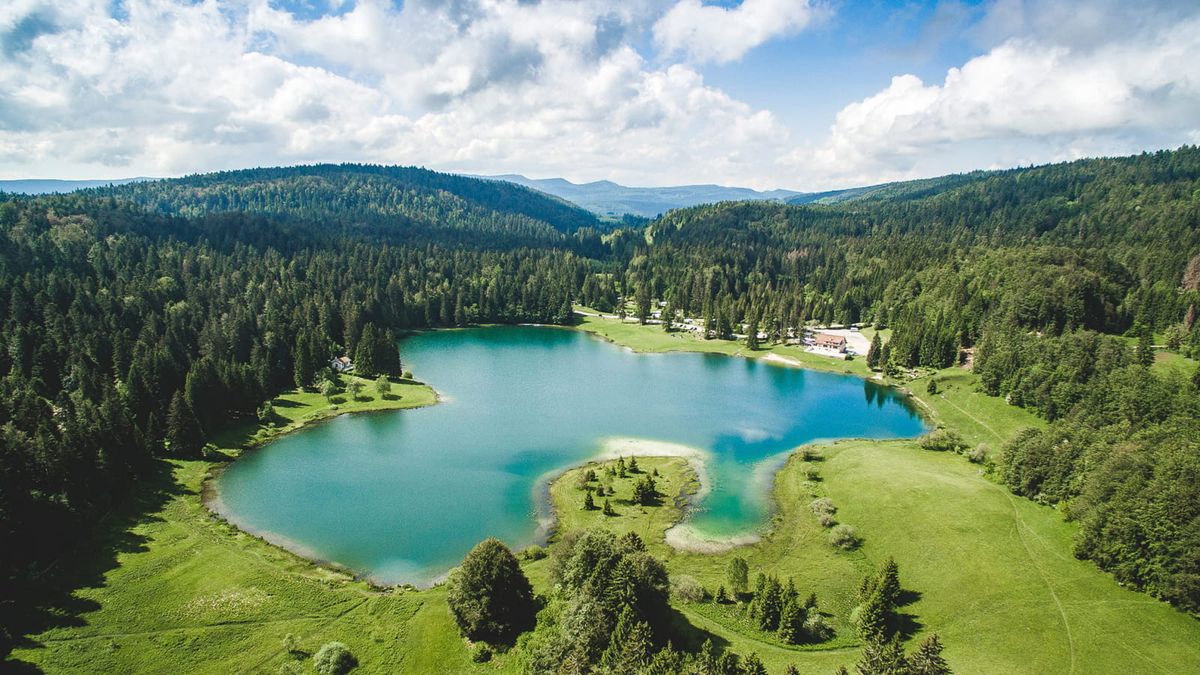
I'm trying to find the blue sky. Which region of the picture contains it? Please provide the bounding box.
[1,1,1198,189]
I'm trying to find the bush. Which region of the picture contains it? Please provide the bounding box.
[671,575,707,603]
[920,428,967,453]
[803,467,821,482]
[800,448,822,462]
[282,633,301,655]
[829,524,860,550]
[520,545,547,561]
[817,513,837,528]
[968,444,990,464]
[809,497,836,517]
[312,641,356,675]
[471,643,493,663]
[803,613,835,641]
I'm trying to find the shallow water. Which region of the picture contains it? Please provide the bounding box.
[217,326,926,584]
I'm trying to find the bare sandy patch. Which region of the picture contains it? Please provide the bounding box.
[761,352,803,367]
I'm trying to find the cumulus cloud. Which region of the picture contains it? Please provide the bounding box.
[786,1,1200,188]
[653,0,820,64]
[1,0,1199,190]
[0,0,794,185]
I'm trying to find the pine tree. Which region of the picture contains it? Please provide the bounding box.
[877,557,901,608]
[600,606,652,672]
[583,489,595,511]
[908,633,951,675]
[1137,325,1155,367]
[628,456,640,473]
[777,597,805,644]
[166,391,203,457]
[854,588,889,640]
[757,576,783,631]
[855,633,908,675]
[603,499,616,516]
[741,652,767,675]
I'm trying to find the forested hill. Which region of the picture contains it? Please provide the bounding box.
[89,164,602,248]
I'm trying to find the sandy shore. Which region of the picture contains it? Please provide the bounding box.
[761,352,803,367]
[596,436,777,554]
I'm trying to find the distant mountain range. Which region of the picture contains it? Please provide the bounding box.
[479,174,808,218]
[0,177,153,194]
[3,170,990,218]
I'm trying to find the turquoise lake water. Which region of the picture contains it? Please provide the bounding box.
[216,326,927,585]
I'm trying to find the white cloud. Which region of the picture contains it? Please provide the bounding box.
[1,0,1199,191]
[653,0,819,64]
[0,0,793,185]
[785,6,1200,188]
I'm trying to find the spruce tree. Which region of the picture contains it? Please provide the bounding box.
[877,557,901,608]
[600,606,652,672]
[908,634,951,675]
[855,634,908,675]
[583,489,595,511]
[777,597,805,644]
[603,499,616,516]
[741,652,767,675]
[757,576,783,631]
[166,391,203,457]
[1137,325,1155,367]
[854,588,889,640]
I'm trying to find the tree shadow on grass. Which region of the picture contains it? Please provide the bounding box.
[1,459,183,672]
[272,399,305,408]
[665,606,732,654]
[890,589,924,640]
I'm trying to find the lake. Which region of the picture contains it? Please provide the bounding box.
[216,326,927,585]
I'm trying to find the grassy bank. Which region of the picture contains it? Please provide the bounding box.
[210,374,438,451]
[574,313,877,378]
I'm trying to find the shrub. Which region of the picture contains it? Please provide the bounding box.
[803,613,835,641]
[520,545,547,561]
[671,575,707,603]
[809,497,836,517]
[800,448,822,461]
[282,633,301,655]
[920,428,967,453]
[817,513,837,528]
[312,641,356,675]
[803,467,821,482]
[471,643,493,663]
[829,524,860,550]
[968,444,990,464]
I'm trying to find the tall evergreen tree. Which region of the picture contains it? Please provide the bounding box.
[867,333,883,369]
[165,391,203,457]
[908,634,951,675]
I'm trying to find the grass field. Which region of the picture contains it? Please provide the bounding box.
[8,324,1200,673]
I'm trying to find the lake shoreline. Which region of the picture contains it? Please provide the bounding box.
[202,323,931,587]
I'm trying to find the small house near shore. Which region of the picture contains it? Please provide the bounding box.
[331,356,354,373]
[813,332,848,353]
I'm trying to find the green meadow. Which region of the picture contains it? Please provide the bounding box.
[9,322,1200,673]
